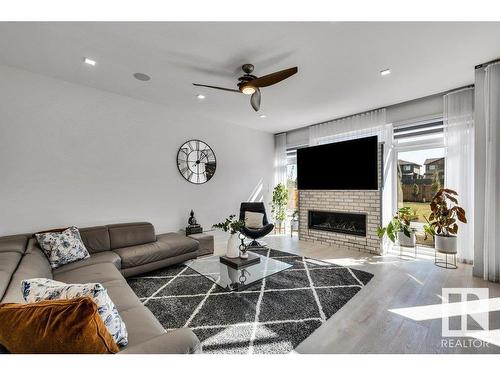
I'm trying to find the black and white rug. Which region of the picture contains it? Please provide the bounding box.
[127,248,373,354]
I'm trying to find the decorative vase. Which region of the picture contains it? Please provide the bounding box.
[435,234,457,254]
[397,231,416,247]
[226,233,240,258]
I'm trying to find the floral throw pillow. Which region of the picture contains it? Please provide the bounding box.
[21,278,128,347]
[35,226,90,269]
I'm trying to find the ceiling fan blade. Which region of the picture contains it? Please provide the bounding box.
[192,83,240,93]
[250,88,261,112]
[249,67,298,88]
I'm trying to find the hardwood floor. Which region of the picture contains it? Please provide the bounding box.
[212,232,500,353]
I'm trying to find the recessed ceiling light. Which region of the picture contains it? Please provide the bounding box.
[259,114,267,118]
[197,94,206,100]
[84,57,96,66]
[133,73,151,81]
[380,69,391,76]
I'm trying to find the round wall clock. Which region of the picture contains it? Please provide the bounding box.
[177,139,217,184]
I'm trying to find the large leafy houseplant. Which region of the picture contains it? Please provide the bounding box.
[377,207,415,243]
[271,183,288,223]
[423,188,467,239]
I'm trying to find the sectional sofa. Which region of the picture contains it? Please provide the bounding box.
[0,222,201,354]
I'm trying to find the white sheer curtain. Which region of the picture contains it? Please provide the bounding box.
[482,62,500,282]
[274,133,287,187]
[444,87,475,264]
[308,109,387,145]
[307,109,394,253]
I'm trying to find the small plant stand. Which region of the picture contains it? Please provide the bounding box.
[434,249,458,269]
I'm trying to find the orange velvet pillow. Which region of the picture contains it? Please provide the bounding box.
[0,296,119,354]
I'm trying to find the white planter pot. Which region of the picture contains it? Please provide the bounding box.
[226,233,240,258]
[397,231,416,247]
[435,235,457,254]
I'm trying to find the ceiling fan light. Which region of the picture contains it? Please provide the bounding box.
[241,85,256,95]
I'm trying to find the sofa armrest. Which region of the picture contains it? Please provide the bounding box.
[118,329,201,354]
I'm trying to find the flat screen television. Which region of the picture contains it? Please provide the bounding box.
[297,136,378,190]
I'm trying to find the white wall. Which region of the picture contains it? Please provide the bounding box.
[0,65,274,236]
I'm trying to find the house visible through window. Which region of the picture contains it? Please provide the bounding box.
[394,118,445,247]
[286,149,298,212]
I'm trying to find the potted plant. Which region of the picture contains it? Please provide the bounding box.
[213,215,246,258]
[423,188,467,254]
[377,207,416,247]
[271,183,288,231]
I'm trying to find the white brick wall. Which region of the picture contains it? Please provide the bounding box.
[298,145,382,254]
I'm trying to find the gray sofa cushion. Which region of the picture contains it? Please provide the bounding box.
[108,222,155,250]
[54,262,124,285]
[1,240,52,303]
[118,328,201,354]
[52,251,121,275]
[120,251,197,278]
[99,279,143,313]
[0,235,28,254]
[113,233,198,269]
[156,233,199,256]
[79,226,111,253]
[0,252,23,300]
[118,306,169,347]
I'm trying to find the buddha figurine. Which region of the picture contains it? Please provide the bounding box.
[188,209,198,226]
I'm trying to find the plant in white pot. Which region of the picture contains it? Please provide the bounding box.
[213,215,246,258]
[423,188,467,254]
[377,207,417,247]
[271,183,288,231]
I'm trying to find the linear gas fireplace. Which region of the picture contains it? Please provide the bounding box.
[308,210,367,237]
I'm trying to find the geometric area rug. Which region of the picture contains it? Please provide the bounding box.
[127,248,374,354]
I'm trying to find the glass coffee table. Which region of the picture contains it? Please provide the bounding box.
[184,251,292,291]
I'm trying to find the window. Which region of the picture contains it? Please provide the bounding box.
[394,117,445,247]
[394,119,444,147]
[286,149,298,211]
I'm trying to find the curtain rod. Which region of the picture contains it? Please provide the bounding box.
[475,58,500,70]
[443,84,474,95]
[308,107,386,128]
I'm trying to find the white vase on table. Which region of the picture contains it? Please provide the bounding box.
[226,233,240,258]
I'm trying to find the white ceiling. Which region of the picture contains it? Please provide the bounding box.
[1,22,499,133]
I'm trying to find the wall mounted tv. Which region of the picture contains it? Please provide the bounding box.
[297,136,378,190]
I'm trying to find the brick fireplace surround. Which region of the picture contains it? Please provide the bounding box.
[298,146,382,254]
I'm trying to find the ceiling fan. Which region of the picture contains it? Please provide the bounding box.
[192,64,298,112]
